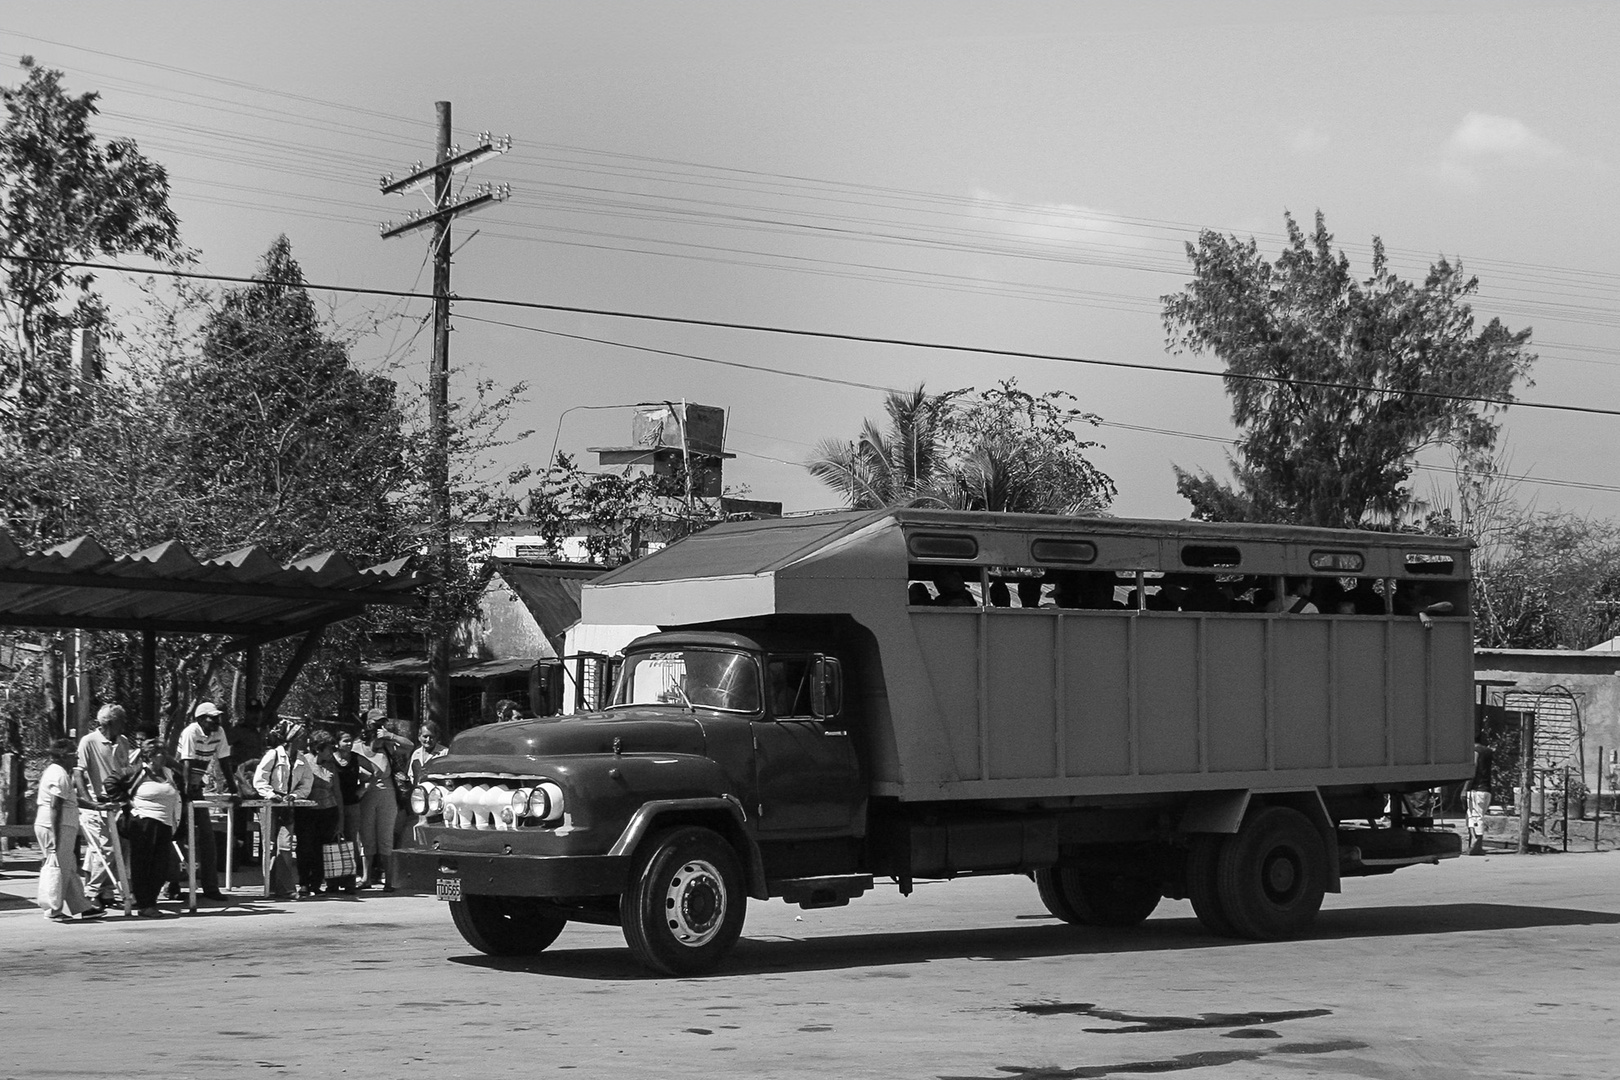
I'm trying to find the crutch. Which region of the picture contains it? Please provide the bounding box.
[106,810,134,916]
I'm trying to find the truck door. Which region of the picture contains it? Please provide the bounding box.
[752,654,863,836]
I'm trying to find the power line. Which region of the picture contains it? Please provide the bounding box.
[7,253,1613,420]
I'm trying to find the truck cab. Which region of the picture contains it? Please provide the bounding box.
[395,629,866,974]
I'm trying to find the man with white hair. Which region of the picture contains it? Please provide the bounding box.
[76,703,132,906]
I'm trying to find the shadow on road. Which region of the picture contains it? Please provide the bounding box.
[448,901,1620,980]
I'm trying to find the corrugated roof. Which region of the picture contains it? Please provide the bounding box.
[0,529,422,640]
[492,560,605,641]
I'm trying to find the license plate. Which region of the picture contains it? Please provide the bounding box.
[435,877,462,901]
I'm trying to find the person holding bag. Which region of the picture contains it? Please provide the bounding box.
[302,731,354,894]
[35,738,105,922]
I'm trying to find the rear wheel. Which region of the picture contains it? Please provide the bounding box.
[449,894,568,956]
[1033,867,1085,923]
[1034,866,1162,927]
[1186,834,1236,937]
[1215,806,1327,940]
[621,826,747,976]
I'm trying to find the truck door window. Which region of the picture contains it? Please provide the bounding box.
[768,656,814,717]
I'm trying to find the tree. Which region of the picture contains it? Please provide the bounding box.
[808,380,1115,515]
[0,57,183,545]
[934,381,1115,514]
[1471,510,1620,651]
[525,453,723,567]
[807,387,953,510]
[1161,211,1535,529]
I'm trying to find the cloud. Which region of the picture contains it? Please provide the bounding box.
[1290,126,1330,154]
[1445,112,1564,161]
[1434,112,1566,188]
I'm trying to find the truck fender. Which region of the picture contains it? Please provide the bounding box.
[1177,790,1250,835]
[607,795,769,900]
[1178,788,1340,894]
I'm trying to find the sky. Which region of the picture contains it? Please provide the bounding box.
[4,1,1617,522]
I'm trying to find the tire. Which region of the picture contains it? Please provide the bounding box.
[1215,806,1327,940]
[1186,833,1237,937]
[1034,867,1086,923]
[449,894,568,957]
[621,826,748,976]
[1034,866,1161,927]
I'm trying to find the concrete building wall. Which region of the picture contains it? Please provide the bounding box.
[1475,649,1620,792]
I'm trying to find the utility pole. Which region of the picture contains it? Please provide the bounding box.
[380,103,510,732]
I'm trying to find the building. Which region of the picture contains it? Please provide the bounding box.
[1474,645,1620,797]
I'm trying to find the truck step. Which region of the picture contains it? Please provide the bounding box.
[768,874,874,909]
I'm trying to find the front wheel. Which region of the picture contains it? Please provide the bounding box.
[621,826,747,976]
[449,894,568,956]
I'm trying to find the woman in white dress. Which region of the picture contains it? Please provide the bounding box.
[35,738,105,922]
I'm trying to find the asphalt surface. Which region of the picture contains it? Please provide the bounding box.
[2,849,1617,1079]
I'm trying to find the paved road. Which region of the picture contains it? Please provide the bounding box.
[3,851,1617,1079]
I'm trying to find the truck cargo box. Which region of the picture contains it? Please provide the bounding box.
[583,509,1475,801]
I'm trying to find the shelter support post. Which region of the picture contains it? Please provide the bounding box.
[263,626,328,720]
[141,630,157,732]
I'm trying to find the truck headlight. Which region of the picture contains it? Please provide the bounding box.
[530,782,564,823]
[411,784,447,817]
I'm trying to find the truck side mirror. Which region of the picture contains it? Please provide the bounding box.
[811,657,844,724]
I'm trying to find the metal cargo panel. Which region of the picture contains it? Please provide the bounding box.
[1137,619,1200,775]
[1273,620,1333,770]
[1062,616,1132,777]
[986,611,1058,780]
[1204,620,1267,772]
[1335,620,1389,768]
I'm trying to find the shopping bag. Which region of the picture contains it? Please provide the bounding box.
[322,840,358,879]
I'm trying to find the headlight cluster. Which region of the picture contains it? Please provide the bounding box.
[412,780,564,831]
[409,783,446,816]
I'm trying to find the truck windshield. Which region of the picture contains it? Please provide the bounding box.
[612,649,762,713]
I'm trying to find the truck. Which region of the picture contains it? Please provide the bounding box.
[393,508,1473,975]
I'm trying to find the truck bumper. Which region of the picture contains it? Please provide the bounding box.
[392,847,629,898]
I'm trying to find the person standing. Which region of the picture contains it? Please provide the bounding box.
[398,721,449,847]
[298,731,345,896]
[176,701,236,900]
[76,703,132,906]
[254,723,314,899]
[331,729,370,860]
[126,734,182,918]
[353,709,411,890]
[1464,731,1496,856]
[35,738,104,922]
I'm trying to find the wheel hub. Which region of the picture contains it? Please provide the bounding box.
[664,858,726,946]
[1262,849,1300,902]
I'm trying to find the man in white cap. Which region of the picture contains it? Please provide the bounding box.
[176,701,236,900]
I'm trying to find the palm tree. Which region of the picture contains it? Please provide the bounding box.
[807,387,951,509]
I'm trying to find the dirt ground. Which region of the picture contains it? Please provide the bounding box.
[2,847,1618,1080]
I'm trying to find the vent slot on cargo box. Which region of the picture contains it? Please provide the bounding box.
[1031,538,1097,564]
[908,532,978,560]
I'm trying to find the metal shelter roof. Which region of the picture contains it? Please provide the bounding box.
[0,530,423,642]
